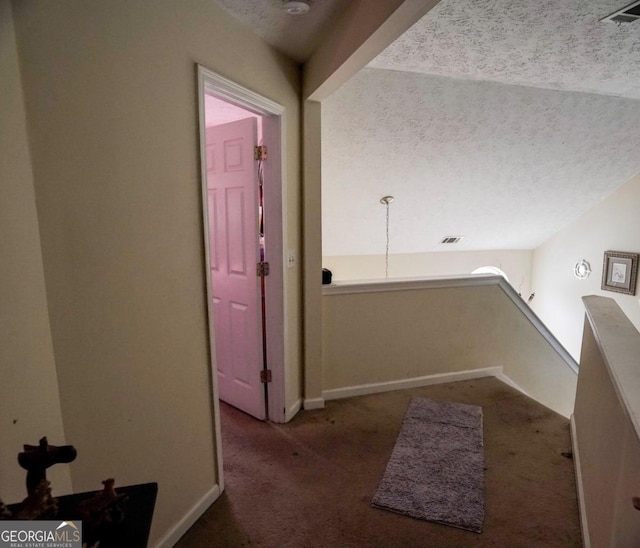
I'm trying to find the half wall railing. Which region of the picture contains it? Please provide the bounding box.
[320,275,578,417]
[572,296,640,547]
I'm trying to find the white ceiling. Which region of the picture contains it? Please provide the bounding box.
[212,0,347,62]
[322,67,640,255]
[368,0,640,100]
[214,0,640,256]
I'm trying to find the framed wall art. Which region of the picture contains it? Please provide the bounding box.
[601,251,639,296]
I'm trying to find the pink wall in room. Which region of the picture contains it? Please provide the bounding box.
[205,94,262,141]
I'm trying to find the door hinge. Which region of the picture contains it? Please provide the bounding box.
[257,261,270,277]
[254,145,267,161]
[260,369,272,383]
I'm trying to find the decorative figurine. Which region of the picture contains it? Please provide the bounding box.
[2,437,136,546]
[18,437,77,496]
[79,479,129,547]
[78,478,128,525]
[12,479,58,520]
[0,498,11,520]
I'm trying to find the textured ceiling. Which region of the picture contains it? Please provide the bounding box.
[212,0,348,62]
[369,0,640,99]
[210,0,640,256]
[322,0,640,256]
[322,68,640,255]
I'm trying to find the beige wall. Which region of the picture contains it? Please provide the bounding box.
[304,0,440,100]
[303,101,324,403]
[532,172,640,360]
[11,0,301,542]
[324,250,533,296]
[0,0,72,503]
[323,282,576,417]
[303,0,440,404]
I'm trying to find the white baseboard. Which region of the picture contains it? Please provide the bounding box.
[322,367,504,401]
[303,397,325,410]
[570,414,590,548]
[285,398,302,422]
[154,483,221,548]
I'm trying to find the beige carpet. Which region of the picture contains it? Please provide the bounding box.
[176,377,581,547]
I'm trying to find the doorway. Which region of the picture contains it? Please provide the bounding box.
[197,67,287,473]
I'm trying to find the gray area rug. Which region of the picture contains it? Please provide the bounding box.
[372,397,485,533]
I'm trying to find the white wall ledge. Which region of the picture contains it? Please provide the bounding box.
[583,295,640,443]
[323,274,579,373]
[323,274,501,295]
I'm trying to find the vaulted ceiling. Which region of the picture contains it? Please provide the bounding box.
[214,0,640,256]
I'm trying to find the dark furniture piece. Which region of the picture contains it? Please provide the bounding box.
[8,482,157,548]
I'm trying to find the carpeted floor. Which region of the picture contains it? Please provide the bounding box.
[176,377,582,547]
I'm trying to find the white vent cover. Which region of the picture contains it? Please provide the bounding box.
[601,0,640,23]
[440,236,464,244]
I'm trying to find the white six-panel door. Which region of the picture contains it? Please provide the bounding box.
[205,118,266,420]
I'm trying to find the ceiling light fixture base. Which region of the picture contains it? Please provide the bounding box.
[283,1,310,15]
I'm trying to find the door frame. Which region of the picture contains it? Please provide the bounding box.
[197,65,288,485]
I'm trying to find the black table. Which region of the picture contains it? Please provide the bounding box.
[7,482,157,548]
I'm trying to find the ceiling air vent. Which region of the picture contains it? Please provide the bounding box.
[601,0,640,24]
[440,236,464,244]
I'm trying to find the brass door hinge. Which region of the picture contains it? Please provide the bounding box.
[260,369,272,383]
[254,145,268,161]
[257,261,270,277]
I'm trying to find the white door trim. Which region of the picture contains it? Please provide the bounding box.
[197,64,288,487]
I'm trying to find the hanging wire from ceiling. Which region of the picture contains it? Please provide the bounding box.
[380,196,394,278]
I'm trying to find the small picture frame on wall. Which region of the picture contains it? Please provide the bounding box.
[601,251,639,296]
